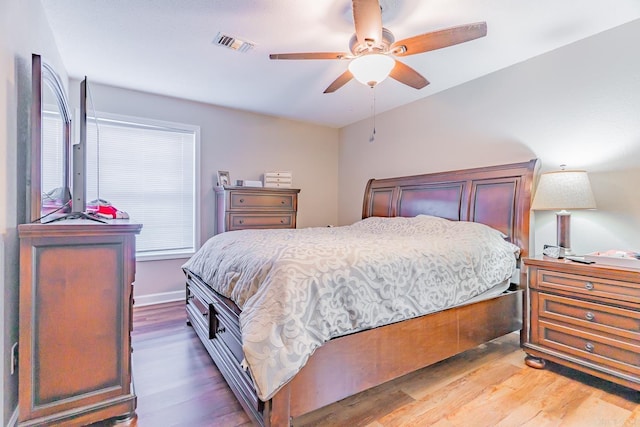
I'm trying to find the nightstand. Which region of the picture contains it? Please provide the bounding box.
[522,256,640,391]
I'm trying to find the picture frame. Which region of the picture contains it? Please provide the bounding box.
[217,170,231,187]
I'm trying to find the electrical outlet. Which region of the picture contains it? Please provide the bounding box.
[10,342,18,375]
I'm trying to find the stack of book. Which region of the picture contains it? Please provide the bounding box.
[263,171,292,188]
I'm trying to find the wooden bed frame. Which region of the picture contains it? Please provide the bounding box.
[185,159,538,426]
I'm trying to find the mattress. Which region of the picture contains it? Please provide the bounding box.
[182,215,520,400]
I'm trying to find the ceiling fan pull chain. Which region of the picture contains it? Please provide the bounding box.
[369,86,376,143]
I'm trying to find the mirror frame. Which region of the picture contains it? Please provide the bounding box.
[29,54,72,222]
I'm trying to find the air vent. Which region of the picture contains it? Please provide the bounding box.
[213,32,254,53]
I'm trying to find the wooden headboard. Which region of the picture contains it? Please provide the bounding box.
[362,159,539,258]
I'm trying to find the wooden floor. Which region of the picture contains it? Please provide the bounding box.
[130,301,639,427]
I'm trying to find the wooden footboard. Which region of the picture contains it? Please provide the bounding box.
[279,288,523,420]
[186,272,522,426]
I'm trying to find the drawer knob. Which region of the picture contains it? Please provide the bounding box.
[585,312,595,321]
[280,219,285,223]
[239,198,245,203]
[239,220,244,224]
[584,281,594,290]
[584,342,595,353]
[281,200,285,204]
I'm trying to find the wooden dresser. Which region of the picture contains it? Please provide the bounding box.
[214,186,300,234]
[18,220,142,426]
[522,256,640,391]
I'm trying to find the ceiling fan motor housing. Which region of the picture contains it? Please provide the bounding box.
[349,27,395,55]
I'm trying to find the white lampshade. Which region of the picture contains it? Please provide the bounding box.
[531,170,596,211]
[348,54,395,87]
[531,168,596,256]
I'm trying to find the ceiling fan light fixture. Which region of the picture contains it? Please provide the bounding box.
[348,53,395,87]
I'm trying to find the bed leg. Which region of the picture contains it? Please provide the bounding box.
[264,384,292,427]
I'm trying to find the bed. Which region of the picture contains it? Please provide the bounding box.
[183,159,538,426]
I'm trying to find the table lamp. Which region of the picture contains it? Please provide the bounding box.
[531,166,596,257]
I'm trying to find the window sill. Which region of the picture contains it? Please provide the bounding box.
[136,250,195,262]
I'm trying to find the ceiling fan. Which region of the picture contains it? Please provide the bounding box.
[269,0,487,93]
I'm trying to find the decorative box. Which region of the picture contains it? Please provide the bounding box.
[264,171,292,188]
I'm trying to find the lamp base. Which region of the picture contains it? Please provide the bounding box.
[556,210,572,257]
[558,246,574,258]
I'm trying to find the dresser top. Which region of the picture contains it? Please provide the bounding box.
[214,185,300,193]
[18,219,142,237]
[524,255,640,279]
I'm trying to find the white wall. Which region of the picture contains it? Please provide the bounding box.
[338,20,640,257]
[67,82,340,304]
[0,0,69,424]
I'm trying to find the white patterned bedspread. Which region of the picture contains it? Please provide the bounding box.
[182,215,520,401]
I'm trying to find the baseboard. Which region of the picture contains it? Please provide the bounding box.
[133,290,184,307]
[8,405,18,427]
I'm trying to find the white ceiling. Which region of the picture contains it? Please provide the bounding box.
[41,0,640,128]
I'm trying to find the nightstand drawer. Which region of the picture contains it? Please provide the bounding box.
[538,292,640,341]
[229,192,295,210]
[228,213,294,230]
[536,269,640,304]
[538,321,640,376]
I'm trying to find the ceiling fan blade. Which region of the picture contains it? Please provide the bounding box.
[389,60,429,89]
[324,70,353,93]
[270,52,351,60]
[391,22,487,57]
[352,0,383,46]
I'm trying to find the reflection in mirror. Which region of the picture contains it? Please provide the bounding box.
[30,54,71,222]
[41,81,65,191]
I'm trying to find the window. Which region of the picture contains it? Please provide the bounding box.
[85,112,199,260]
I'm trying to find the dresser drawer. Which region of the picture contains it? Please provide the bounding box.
[537,320,640,377]
[228,213,294,230]
[535,269,640,305]
[537,292,640,341]
[229,191,296,211]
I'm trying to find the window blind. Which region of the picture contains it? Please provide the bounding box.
[86,114,199,259]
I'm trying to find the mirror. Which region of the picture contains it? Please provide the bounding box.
[30,54,71,222]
